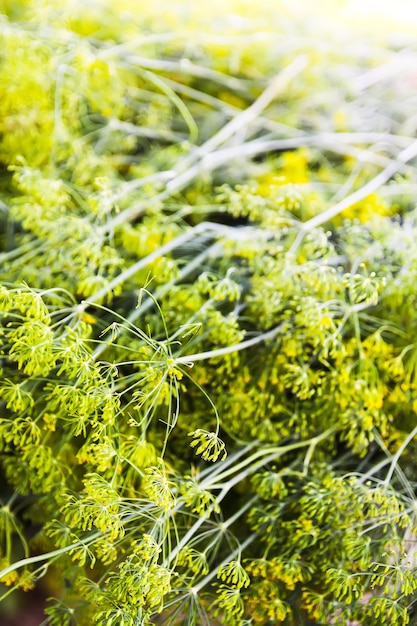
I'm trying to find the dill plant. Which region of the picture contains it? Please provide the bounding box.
[1,1,417,625]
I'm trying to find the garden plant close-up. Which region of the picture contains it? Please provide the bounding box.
[2,0,417,624]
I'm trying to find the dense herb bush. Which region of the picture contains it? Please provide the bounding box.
[2,1,417,624]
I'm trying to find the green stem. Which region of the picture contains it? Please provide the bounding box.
[79,222,225,310]
[383,424,417,487]
[100,58,306,232]
[0,531,102,580]
[167,496,257,567]
[185,55,307,164]
[201,428,336,488]
[175,324,282,365]
[191,532,258,594]
[290,138,417,253]
[92,243,222,360]
[165,433,334,570]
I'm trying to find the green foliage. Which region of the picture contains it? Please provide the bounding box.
[1,1,417,625]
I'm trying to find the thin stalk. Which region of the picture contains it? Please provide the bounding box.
[167,496,257,567]
[208,452,284,494]
[108,118,185,143]
[187,55,308,163]
[197,440,259,483]
[0,531,103,580]
[138,68,199,143]
[100,58,307,231]
[99,130,415,233]
[166,516,206,566]
[163,74,305,139]
[92,243,222,360]
[201,135,415,170]
[201,428,336,488]
[121,54,252,93]
[175,325,282,365]
[354,49,415,91]
[83,221,268,314]
[104,166,176,200]
[200,427,336,492]
[191,532,258,594]
[0,239,45,264]
[290,138,417,253]
[79,222,224,310]
[383,424,417,487]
